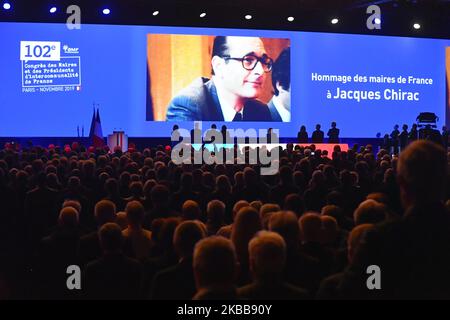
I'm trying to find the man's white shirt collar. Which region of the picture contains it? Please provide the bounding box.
[215,80,244,122]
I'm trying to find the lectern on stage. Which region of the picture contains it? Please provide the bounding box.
[107,131,128,152]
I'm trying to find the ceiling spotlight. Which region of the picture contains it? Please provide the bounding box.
[200,12,206,18]
[245,14,252,20]
[287,16,294,22]
[49,7,57,14]
[331,18,339,24]
[375,18,381,24]
[102,8,111,15]
[413,23,421,30]
[3,2,11,10]
[152,11,159,16]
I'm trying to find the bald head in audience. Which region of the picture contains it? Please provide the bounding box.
[207,200,225,222]
[260,204,281,229]
[232,200,250,221]
[249,231,286,280]
[321,215,338,245]
[182,200,201,221]
[321,204,346,229]
[58,206,79,227]
[62,200,82,216]
[298,212,322,243]
[353,199,387,225]
[206,200,226,235]
[193,236,238,291]
[366,192,389,205]
[125,200,145,228]
[115,211,128,230]
[284,193,304,217]
[269,211,300,250]
[231,206,262,267]
[94,200,116,227]
[99,222,123,254]
[250,200,263,212]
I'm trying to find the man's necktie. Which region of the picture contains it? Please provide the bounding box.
[233,112,243,121]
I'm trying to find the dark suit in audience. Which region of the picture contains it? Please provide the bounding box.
[25,185,59,247]
[340,203,450,299]
[80,231,102,266]
[300,241,335,277]
[0,177,18,256]
[340,141,450,299]
[269,184,299,208]
[150,257,196,300]
[80,199,117,265]
[85,253,142,299]
[316,272,344,300]
[4,133,450,301]
[36,226,82,299]
[0,180,17,227]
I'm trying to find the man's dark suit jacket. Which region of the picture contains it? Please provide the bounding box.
[150,257,196,300]
[166,77,274,122]
[238,279,310,300]
[312,130,324,143]
[339,202,450,299]
[80,231,102,266]
[316,272,344,300]
[0,184,17,229]
[85,253,143,299]
[24,186,59,244]
[267,99,282,122]
[327,128,340,143]
[36,227,82,299]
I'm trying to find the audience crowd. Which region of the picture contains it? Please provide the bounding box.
[0,134,449,300]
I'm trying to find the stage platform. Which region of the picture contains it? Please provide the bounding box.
[0,137,379,152]
[191,143,349,154]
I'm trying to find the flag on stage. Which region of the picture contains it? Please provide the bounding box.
[89,107,95,138]
[89,108,105,147]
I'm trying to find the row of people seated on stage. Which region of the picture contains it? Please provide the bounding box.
[1,140,449,299]
[381,124,449,154]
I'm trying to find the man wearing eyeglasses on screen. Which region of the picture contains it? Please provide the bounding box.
[166,36,275,122]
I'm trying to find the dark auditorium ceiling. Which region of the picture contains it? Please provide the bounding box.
[172,0,447,9]
[1,0,449,38]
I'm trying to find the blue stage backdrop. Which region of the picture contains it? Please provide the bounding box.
[0,22,449,138]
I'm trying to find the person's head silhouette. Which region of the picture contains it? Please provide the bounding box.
[397,140,447,208]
